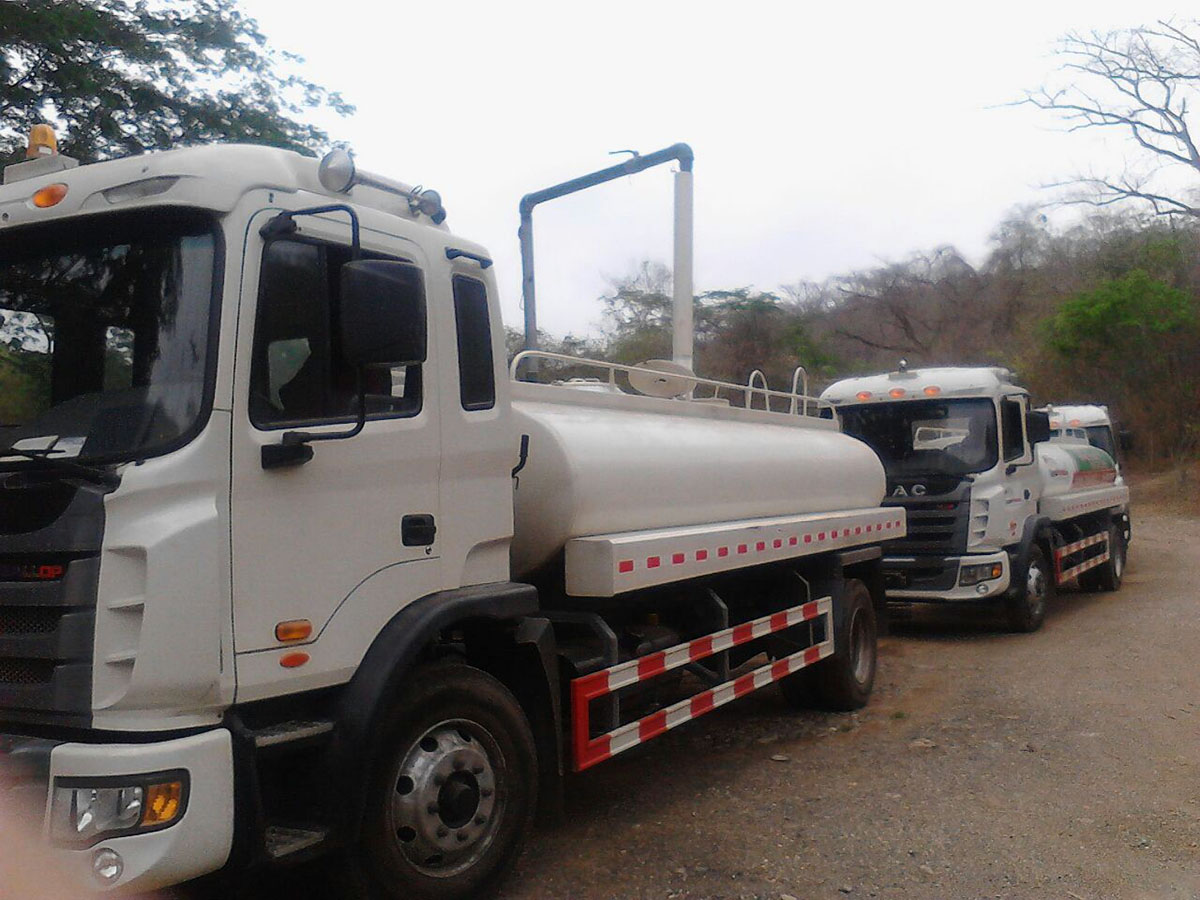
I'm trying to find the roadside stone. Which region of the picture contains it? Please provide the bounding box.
[909,738,936,750]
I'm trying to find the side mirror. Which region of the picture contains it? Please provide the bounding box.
[340,260,427,367]
[1119,429,1134,454]
[1026,410,1051,445]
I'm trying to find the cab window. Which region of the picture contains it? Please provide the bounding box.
[1000,397,1025,461]
[250,239,423,428]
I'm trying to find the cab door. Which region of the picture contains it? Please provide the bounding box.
[229,208,442,690]
[999,395,1039,545]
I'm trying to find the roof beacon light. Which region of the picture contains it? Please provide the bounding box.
[855,391,872,401]
[889,387,906,398]
[317,148,447,225]
[32,183,68,208]
[923,385,941,396]
[26,125,58,159]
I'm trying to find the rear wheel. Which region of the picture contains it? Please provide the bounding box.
[781,579,877,711]
[354,660,537,900]
[1006,545,1051,633]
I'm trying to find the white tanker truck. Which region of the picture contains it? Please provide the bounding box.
[820,366,1130,631]
[0,134,902,897]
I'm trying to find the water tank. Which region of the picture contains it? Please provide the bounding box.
[509,386,887,577]
[1036,442,1118,499]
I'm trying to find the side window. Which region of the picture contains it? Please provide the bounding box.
[451,275,495,411]
[1000,397,1025,461]
[250,239,423,428]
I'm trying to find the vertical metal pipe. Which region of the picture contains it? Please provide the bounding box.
[672,168,694,372]
[519,210,538,353]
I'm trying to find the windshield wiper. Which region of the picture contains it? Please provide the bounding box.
[0,449,120,490]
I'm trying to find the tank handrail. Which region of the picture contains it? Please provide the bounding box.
[510,350,829,415]
[745,369,770,412]
[789,366,809,416]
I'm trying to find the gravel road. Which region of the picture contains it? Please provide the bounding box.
[495,511,1200,900]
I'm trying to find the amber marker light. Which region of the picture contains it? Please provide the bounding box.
[32,183,68,208]
[923,385,941,396]
[274,619,313,643]
[141,781,184,827]
[888,387,906,398]
[280,651,310,669]
[855,391,872,401]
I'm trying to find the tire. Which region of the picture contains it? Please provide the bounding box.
[353,660,537,900]
[1089,523,1126,592]
[1006,544,1052,633]
[781,579,877,711]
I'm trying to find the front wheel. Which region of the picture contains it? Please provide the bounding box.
[781,579,877,711]
[354,660,537,900]
[1006,545,1051,633]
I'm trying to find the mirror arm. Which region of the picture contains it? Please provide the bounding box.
[260,203,362,259]
[281,370,367,447]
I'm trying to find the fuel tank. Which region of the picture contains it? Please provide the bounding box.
[509,383,887,577]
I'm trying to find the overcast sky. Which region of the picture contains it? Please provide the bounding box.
[241,0,1183,338]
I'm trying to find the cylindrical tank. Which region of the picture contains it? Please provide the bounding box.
[509,393,887,577]
[1036,442,1118,498]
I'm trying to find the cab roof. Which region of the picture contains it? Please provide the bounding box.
[820,366,1026,406]
[1045,404,1111,429]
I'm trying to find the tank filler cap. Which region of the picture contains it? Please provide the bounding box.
[627,359,697,399]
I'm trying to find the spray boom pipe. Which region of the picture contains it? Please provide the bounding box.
[517,143,695,371]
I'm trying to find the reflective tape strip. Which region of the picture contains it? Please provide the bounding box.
[571,597,833,771]
[1054,532,1107,560]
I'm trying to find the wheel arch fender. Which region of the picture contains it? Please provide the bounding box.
[1010,515,1053,594]
[330,582,553,838]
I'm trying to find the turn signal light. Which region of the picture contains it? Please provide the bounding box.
[888,387,906,398]
[141,781,184,827]
[32,183,68,208]
[274,619,313,643]
[280,651,310,669]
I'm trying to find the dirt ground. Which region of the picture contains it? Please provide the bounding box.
[195,506,1199,900]
[491,509,1200,900]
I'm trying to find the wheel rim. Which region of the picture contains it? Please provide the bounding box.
[848,606,875,685]
[1026,558,1047,617]
[385,719,504,878]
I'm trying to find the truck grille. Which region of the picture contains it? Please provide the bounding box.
[0,659,54,686]
[883,478,971,555]
[0,607,63,635]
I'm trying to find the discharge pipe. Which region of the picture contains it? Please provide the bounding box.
[518,142,695,372]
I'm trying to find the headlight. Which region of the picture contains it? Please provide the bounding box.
[959,561,1004,586]
[50,771,188,847]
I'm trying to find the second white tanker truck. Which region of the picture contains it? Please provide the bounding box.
[821,365,1130,632]
[0,135,902,897]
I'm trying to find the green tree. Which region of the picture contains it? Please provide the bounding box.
[0,0,352,163]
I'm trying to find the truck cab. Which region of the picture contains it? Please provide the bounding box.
[820,367,1035,605]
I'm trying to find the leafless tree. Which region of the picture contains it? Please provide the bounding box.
[1021,21,1200,216]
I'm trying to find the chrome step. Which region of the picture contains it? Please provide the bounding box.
[252,720,334,750]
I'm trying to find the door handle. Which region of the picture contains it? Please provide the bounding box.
[402,514,437,547]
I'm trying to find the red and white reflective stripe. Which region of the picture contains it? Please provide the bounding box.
[566,507,905,597]
[1054,531,1110,584]
[571,596,832,771]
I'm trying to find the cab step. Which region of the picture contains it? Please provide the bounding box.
[252,720,334,750]
[264,824,328,860]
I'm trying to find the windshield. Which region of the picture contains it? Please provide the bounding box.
[839,397,999,477]
[0,208,218,465]
[1085,425,1116,458]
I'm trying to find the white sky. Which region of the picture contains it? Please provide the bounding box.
[241,0,1184,337]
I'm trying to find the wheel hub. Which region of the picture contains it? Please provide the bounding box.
[387,721,500,875]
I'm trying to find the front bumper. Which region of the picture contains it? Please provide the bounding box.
[1,728,233,894]
[883,551,1011,602]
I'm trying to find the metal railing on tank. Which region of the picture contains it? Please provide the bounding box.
[509,351,828,417]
